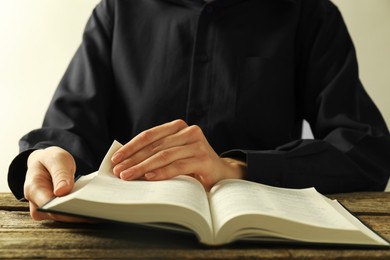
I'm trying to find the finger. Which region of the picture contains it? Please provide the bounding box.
[38,148,76,197]
[119,142,199,180]
[111,119,188,164]
[113,124,199,176]
[24,164,57,210]
[144,157,201,181]
[144,158,215,191]
[29,201,47,221]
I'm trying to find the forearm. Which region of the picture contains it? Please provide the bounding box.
[224,138,390,194]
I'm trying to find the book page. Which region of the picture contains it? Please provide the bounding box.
[72,171,98,192]
[209,179,357,232]
[42,140,214,243]
[75,140,212,227]
[327,199,390,245]
[77,174,212,223]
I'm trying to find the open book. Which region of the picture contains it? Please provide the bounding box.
[40,141,390,247]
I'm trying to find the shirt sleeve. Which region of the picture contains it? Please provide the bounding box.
[7,0,115,200]
[224,0,390,194]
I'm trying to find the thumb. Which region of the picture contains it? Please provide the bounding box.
[53,173,74,196]
[42,147,76,197]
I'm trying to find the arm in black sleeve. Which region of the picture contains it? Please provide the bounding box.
[8,0,116,199]
[225,0,390,194]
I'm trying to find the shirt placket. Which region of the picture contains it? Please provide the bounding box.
[186,4,215,136]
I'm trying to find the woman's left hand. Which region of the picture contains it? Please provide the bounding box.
[111,119,246,190]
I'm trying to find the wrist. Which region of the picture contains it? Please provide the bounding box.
[221,157,247,180]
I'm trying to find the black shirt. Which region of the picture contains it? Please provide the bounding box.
[8,0,390,199]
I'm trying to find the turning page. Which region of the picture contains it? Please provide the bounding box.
[42,141,214,243]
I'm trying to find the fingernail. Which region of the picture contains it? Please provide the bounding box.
[112,152,123,163]
[114,164,124,176]
[55,180,68,192]
[145,172,157,180]
[120,170,133,180]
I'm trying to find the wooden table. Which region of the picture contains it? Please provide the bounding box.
[1,192,390,259]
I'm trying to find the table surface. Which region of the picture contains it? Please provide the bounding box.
[1,192,390,259]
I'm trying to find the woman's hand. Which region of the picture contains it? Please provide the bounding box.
[24,147,89,222]
[111,119,246,190]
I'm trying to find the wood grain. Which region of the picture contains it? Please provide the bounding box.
[1,192,389,259]
[328,192,390,215]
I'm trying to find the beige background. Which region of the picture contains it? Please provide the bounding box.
[0,0,389,192]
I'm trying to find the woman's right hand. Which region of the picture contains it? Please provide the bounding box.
[24,146,85,222]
